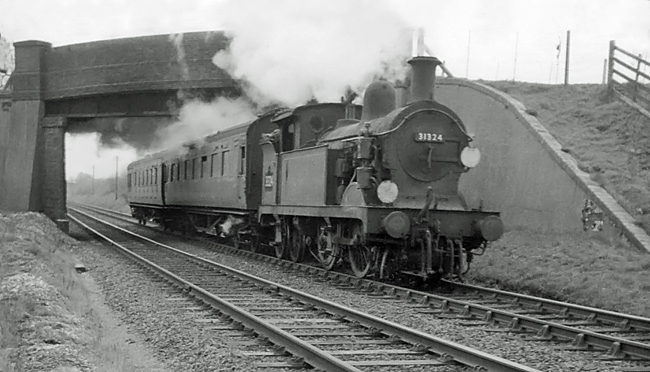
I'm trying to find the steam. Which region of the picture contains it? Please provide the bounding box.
[212,0,412,106]
[67,2,413,177]
[169,33,190,81]
[65,133,139,181]
[219,215,244,237]
[151,97,256,151]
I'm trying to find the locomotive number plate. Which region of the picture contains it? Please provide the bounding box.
[264,175,274,188]
[414,132,444,143]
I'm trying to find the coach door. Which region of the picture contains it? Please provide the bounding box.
[238,144,246,202]
[161,163,167,205]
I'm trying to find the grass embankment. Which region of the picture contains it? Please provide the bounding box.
[0,213,131,371]
[468,228,650,317]
[467,82,650,317]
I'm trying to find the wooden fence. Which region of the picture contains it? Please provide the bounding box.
[607,40,650,117]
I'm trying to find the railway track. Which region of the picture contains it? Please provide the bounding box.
[71,202,650,371]
[68,205,537,372]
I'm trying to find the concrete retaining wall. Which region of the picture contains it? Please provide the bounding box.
[435,79,650,251]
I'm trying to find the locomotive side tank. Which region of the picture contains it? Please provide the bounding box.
[258,56,503,279]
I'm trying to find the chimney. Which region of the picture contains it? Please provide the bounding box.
[407,56,441,103]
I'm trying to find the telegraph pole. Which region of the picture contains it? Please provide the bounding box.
[513,32,519,81]
[466,31,471,78]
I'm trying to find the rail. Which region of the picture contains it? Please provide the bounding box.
[69,205,538,372]
[73,202,650,364]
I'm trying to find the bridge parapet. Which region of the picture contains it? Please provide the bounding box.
[11,31,235,102]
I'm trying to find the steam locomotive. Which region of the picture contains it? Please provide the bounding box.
[127,56,504,280]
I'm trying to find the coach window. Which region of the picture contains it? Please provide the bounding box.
[211,153,218,177]
[239,146,246,175]
[221,151,229,176]
[201,156,208,178]
[184,160,189,180]
[192,158,198,179]
[170,164,176,182]
[154,167,158,185]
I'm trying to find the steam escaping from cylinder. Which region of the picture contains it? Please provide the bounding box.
[219,215,245,237]
[212,0,412,107]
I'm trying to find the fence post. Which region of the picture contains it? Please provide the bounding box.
[607,40,616,98]
[633,54,642,102]
[564,30,571,85]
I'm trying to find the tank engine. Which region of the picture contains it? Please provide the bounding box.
[257,56,503,280]
[127,56,503,281]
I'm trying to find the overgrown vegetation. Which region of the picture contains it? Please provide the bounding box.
[469,227,650,317]
[0,213,132,371]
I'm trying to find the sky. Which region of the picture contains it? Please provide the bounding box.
[0,0,649,179]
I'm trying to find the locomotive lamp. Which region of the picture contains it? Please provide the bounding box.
[460,147,481,168]
[377,180,399,204]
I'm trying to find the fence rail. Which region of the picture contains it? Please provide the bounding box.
[607,40,650,117]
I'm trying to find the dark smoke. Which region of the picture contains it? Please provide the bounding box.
[66,117,175,152]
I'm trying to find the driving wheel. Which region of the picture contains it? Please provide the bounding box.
[317,225,339,270]
[348,225,372,278]
[288,225,305,263]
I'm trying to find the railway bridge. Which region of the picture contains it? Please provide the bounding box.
[0,31,236,230]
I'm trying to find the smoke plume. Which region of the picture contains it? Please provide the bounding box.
[151,97,256,151]
[212,0,412,107]
[66,117,175,151]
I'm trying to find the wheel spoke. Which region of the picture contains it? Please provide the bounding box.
[289,227,305,263]
[349,246,371,278]
[317,225,338,270]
